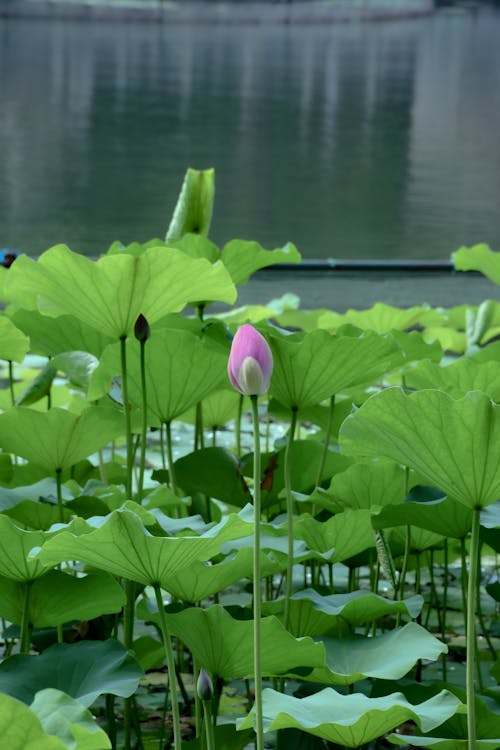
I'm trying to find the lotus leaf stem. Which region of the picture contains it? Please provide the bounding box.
[119,335,134,499]
[466,507,480,750]
[154,583,182,750]
[284,406,299,632]
[250,394,264,750]
[137,337,148,502]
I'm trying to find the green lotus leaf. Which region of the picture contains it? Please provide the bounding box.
[406,358,500,400]
[0,570,126,627]
[8,308,114,358]
[453,243,500,285]
[3,499,70,531]
[372,492,472,539]
[307,621,447,685]
[294,510,375,563]
[238,688,461,746]
[241,441,354,509]
[269,329,402,410]
[0,693,66,750]
[166,167,214,241]
[88,329,228,422]
[175,447,251,506]
[422,327,466,354]
[262,589,424,637]
[221,239,300,286]
[317,303,442,334]
[339,389,500,509]
[163,547,282,603]
[0,315,30,362]
[327,461,406,510]
[389,737,499,750]
[389,329,443,364]
[4,244,236,339]
[35,507,254,589]
[274,307,328,333]
[0,406,124,474]
[51,352,99,391]
[214,304,276,325]
[165,605,325,679]
[167,233,220,263]
[14,362,58,406]
[0,515,55,581]
[177,388,243,430]
[31,688,112,750]
[0,640,143,707]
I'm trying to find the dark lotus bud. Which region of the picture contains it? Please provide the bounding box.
[134,313,150,342]
[196,668,213,702]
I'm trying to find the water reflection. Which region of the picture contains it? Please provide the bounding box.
[0,8,499,259]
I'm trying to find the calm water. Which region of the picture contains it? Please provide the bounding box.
[1,7,500,260]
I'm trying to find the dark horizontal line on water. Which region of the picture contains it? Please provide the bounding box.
[262,259,461,273]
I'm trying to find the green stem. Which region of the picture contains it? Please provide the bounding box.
[250,395,264,750]
[442,539,449,682]
[284,407,298,631]
[165,421,178,495]
[55,468,64,523]
[202,700,215,750]
[466,508,480,750]
[8,360,15,406]
[397,526,411,607]
[236,394,244,458]
[153,584,182,750]
[160,423,167,471]
[476,542,496,661]
[20,581,32,654]
[137,339,148,502]
[192,657,202,738]
[119,336,133,499]
[315,395,335,488]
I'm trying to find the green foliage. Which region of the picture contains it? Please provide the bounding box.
[0,172,498,750]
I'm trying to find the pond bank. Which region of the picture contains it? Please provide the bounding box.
[0,0,434,24]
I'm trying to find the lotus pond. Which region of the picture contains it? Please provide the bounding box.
[0,172,499,750]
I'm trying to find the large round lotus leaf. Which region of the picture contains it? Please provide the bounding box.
[238,688,461,746]
[35,507,254,589]
[262,589,423,637]
[327,460,406,510]
[0,640,143,707]
[453,243,500,285]
[0,314,29,362]
[371,491,472,539]
[164,606,443,685]
[340,389,500,509]
[4,244,236,339]
[31,688,111,750]
[269,329,402,410]
[9,308,114,358]
[293,510,375,563]
[0,406,124,474]
[221,239,300,286]
[88,329,228,423]
[390,735,500,750]
[317,303,442,334]
[406,358,500,400]
[0,570,126,627]
[0,693,66,750]
[0,515,55,581]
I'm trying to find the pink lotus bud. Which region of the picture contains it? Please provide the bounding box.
[228,324,273,396]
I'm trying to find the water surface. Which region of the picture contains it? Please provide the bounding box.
[1,7,499,259]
